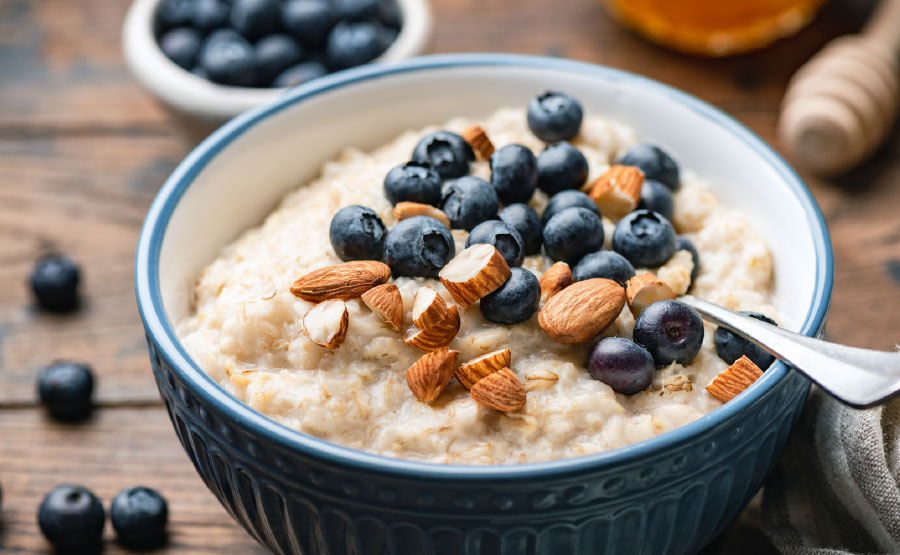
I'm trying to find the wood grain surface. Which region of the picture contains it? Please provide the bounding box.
[1,0,898,553]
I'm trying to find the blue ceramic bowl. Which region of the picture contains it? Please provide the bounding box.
[135,54,833,554]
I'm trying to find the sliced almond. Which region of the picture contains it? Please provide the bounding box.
[439,244,511,307]
[538,278,626,344]
[470,368,526,411]
[525,369,559,391]
[404,304,460,352]
[626,272,676,318]
[411,286,449,329]
[706,355,764,403]
[456,348,511,389]
[393,202,452,229]
[589,165,644,221]
[406,348,460,403]
[361,283,402,331]
[462,124,495,160]
[302,300,348,349]
[291,261,391,302]
[539,262,573,300]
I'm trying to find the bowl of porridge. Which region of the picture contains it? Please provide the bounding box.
[135,54,833,554]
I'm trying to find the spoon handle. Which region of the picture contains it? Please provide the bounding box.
[680,296,900,408]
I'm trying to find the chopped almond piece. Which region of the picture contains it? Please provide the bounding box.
[439,244,511,307]
[462,124,495,160]
[456,348,511,389]
[589,165,644,220]
[393,202,452,229]
[404,304,461,352]
[706,355,764,402]
[412,286,449,329]
[361,283,403,331]
[303,300,349,349]
[406,348,460,403]
[626,272,676,318]
[539,262,573,300]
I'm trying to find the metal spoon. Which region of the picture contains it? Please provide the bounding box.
[680,295,900,409]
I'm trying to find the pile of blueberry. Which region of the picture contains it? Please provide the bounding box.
[156,0,401,88]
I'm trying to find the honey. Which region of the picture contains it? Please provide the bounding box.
[604,0,827,56]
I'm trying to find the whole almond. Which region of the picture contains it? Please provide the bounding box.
[404,304,461,352]
[361,283,403,331]
[291,261,390,302]
[538,278,626,343]
[470,368,526,411]
[406,348,460,403]
[412,286,449,329]
[589,165,644,221]
[303,300,349,349]
[626,272,675,318]
[462,124,495,160]
[539,262,573,299]
[393,202,452,229]
[706,355,763,403]
[439,244,511,307]
[456,348,511,389]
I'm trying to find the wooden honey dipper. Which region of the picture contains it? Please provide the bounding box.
[778,0,900,175]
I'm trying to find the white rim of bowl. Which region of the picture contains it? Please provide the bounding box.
[122,0,433,121]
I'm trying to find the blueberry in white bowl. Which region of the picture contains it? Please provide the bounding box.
[638,178,674,221]
[527,91,583,143]
[254,34,304,84]
[613,209,676,268]
[383,161,442,206]
[588,337,655,395]
[383,215,454,278]
[489,144,537,205]
[618,143,680,191]
[440,176,498,231]
[466,220,525,267]
[412,130,474,180]
[480,267,541,325]
[714,312,778,369]
[499,203,542,255]
[159,27,202,69]
[633,299,704,366]
[540,189,600,226]
[272,60,328,88]
[542,206,604,264]
[572,250,635,285]
[536,141,589,196]
[329,205,387,261]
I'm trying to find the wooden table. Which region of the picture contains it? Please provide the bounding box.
[1,0,898,552]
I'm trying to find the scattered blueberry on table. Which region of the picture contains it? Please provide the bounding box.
[466,220,525,268]
[29,254,81,312]
[155,0,402,88]
[633,300,705,367]
[37,361,95,422]
[588,337,655,395]
[111,486,169,549]
[38,485,106,553]
[714,312,778,369]
[480,267,541,325]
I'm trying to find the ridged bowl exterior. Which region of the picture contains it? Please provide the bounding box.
[149,335,809,555]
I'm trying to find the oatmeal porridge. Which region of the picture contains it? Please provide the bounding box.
[176,96,777,465]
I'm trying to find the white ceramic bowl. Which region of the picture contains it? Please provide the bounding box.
[122,0,432,124]
[136,55,833,554]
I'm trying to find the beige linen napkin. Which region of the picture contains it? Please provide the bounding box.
[762,388,900,554]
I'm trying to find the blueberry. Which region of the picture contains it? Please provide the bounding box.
[325,20,387,69]
[159,27,202,70]
[480,267,540,325]
[230,0,281,40]
[572,250,635,285]
[466,220,525,267]
[281,0,336,46]
[441,176,499,231]
[536,141,588,195]
[30,254,81,312]
[329,205,387,261]
[383,162,442,206]
[612,209,676,268]
[633,300,704,367]
[542,207,604,265]
[191,0,230,30]
[334,0,381,19]
[540,189,600,226]
[37,361,94,422]
[618,144,680,191]
[489,144,537,205]
[638,178,674,221]
[588,337,655,395]
[714,312,777,369]
[411,130,474,180]
[199,30,257,86]
[676,235,700,283]
[383,216,455,278]
[376,0,402,28]
[38,485,105,552]
[156,0,195,30]
[499,203,542,255]
[527,91,583,143]
[254,34,304,84]
[111,486,169,549]
[191,65,208,79]
[272,60,328,87]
